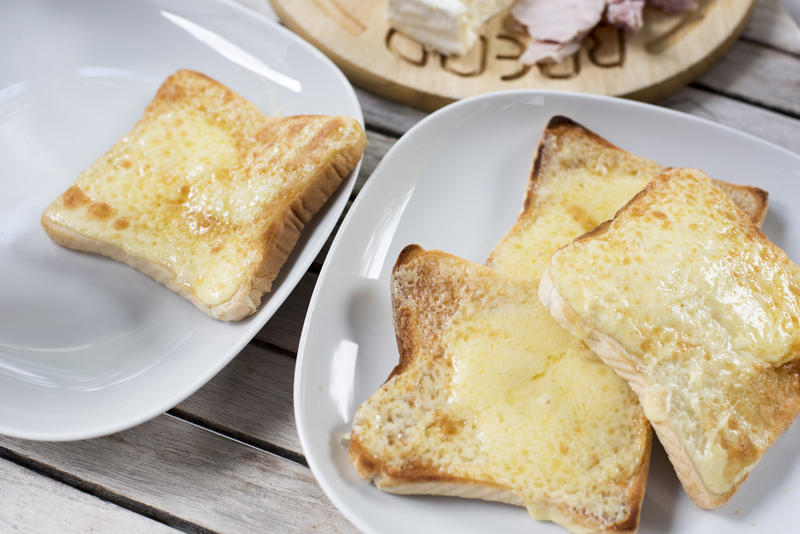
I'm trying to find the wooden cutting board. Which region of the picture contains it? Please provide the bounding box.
[270,0,754,111]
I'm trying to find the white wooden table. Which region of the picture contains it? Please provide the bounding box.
[2,1,799,532]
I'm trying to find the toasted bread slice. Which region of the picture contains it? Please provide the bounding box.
[350,118,769,533]
[487,116,768,277]
[41,70,366,321]
[540,168,800,509]
[351,245,652,534]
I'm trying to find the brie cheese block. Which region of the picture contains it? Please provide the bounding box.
[387,0,514,55]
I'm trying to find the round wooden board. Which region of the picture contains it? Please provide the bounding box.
[270,0,754,111]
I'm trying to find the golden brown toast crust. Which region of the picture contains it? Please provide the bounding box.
[352,117,768,532]
[511,116,768,234]
[540,168,800,509]
[351,246,527,509]
[350,245,651,534]
[41,70,366,320]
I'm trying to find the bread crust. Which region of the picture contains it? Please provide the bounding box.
[40,70,366,321]
[351,248,530,514]
[350,246,650,534]
[213,140,366,321]
[352,118,767,531]
[540,169,796,509]
[514,117,768,232]
[540,264,733,509]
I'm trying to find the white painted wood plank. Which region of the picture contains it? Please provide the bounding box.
[255,272,316,353]
[358,130,395,192]
[0,459,179,534]
[0,416,357,534]
[743,0,800,54]
[356,86,800,157]
[783,0,800,25]
[697,39,800,116]
[357,87,428,135]
[660,86,800,154]
[354,87,800,159]
[176,344,301,454]
[356,71,800,147]
[313,199,352,267]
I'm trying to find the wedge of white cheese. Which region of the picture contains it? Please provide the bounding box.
[387,0,513,55]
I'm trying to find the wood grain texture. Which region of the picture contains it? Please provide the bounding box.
[0,458,179,534]
[661,86,800,154]
[742,0,800,54]
[270,0,754,111]
[356,73,800,152]
[358,88,427,135]
[0,416,356,534]
[175,344,300,454]
[354,88,800,157]
[696,39,800,116]
[358,130,396,192]
[254,272,316,354]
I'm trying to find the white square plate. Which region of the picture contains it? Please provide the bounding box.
[295,90,800,533]
[0,0,362,440]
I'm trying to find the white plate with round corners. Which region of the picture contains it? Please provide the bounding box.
[0,0,363,440]
[295,90,800,534]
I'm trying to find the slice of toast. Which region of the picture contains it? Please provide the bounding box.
[487,116,769,277]
[41,70,366,321]
[350,118,769,533]
[351,246,653,534]
[540,167,800,509]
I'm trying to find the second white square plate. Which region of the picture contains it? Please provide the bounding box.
[295,90,800,534]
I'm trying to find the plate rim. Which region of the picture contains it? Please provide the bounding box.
[0,0,364,441]
[294,88,800,533]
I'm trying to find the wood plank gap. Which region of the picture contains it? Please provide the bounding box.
[0,445,216,534]
[167,409,308,467]
[740,36,800,60]
[364,122,405,141]
[247,337,299,359]
[688,82,800,121]
[307,261,323,275]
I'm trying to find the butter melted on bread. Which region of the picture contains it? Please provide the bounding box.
[42,70,366,320]
[488,117,768,276]
[350,118,770,533]
[351,247,650,533]
[542,168,800,507]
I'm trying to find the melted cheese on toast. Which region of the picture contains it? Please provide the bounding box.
[42,70,366,319]
[544,168,800,500]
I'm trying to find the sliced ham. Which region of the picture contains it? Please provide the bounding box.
[512,0,698,65]
[512,0,605,64]
[512,0,606,42]
[607,0,645,31]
